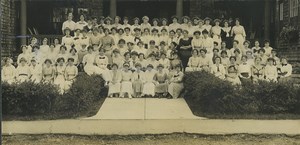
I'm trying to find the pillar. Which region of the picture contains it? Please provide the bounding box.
[264,0,270,40]
[110,0,117,18]
[176,0,183,19]
[20,0,27,45]
[274,0,280,48]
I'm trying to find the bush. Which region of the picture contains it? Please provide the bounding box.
[2,81,59,115]
[55,73,106,114]
[183,71,300,117]
[2,73,106,118]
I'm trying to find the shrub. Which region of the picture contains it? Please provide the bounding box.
[2,73,106,118]
[183,71,300,117]
[54,73,105,114]
[2,81,59,115]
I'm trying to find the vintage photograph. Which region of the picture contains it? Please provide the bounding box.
[1,0,300,144]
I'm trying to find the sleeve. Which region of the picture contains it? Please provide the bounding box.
[242,26,246,37]
[285,65,293,77]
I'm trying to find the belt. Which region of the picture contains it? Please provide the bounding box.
[19,74,28,76]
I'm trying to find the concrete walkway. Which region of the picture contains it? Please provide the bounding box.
[86,98,203,120]
[2,98,300,135]
[2,119,300,135]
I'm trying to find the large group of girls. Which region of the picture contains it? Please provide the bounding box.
[1,13,293,98]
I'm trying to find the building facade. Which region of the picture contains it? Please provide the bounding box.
[1,0,299,58]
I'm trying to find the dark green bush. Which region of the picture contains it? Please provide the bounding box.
[2,81,59,115]
[2,73,106,118]
[54,73,105,114]
[183,71,300,117]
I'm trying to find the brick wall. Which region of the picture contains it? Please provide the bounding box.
[1,0,16,57]
[83,0,103,17]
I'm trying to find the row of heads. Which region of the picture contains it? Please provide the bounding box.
[69,13,240,24]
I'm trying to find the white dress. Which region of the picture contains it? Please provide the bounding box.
[142,70,156,96]
[54,65,66,94]
[211,26,222,48]
[108,70,122,96]
[15,65,31,83]
[1,65,16,84]
[232,25,246,49]
[210,64,226,79]
[264,65,278,82]
[120,70,133,96]
[29,64,42,83]
[61,36,74,51]
[65,65,78,90]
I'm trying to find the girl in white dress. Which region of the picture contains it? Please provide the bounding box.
[120,63,133,98]
[131,63,144,98]
[252,40,261,57]
[231,18,246,49]
[278,58,293,83]
[191,31,203,51]
[54,58,66,94]
[137,53,148,71]
[42,59,55,83]
[47,44,58,63]
[73,29,82,52]
[17,45,32,65]
[29,58,42,84]
[68,48,79,66]
[142,64,156,97]
[264,58,278,82]
[238,55,252,80]
[54,38,62,55]
[211,19,222,48]
[16,58,31,83]
[61,28,74,51]
[168,64,184,99]
[226,65,241,85]
[39,38,50,63]
[1,57,16,84]
[57,45,69,64]
[112,49,124,68]
[160,18,169,32]
[75,14,88,30]
[82,46,97,75]
[211,56,226,79]
[108,63,122,97]
[203,17,212,35]
[186,49,200,72]
[64,58,78,91]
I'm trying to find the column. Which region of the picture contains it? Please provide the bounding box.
[176,0,183,19]
[110,0,117,18]
[274,0,280,48]
[264,0,270,40]
[20,0,27,45]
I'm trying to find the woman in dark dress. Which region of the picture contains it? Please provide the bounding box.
[221,20,233,49]
[178,30,192,71]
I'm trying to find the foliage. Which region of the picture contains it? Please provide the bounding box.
[183,71,300,117]
[2,73,106,118]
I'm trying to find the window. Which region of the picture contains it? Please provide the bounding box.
[290,0,299,17]
[280,3,283,20]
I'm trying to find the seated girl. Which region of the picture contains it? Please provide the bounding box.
[120,63,133,98]
[154,64,169,98]
[226,65,241,85]
[278,58,292,83]
[168,64,184,99]
[142,64,156,97]
[68,48,79,66]
[264,58,278,82]
[29,58,42,84]
[251,57,265,83]
[132,63,144,98]
[54,58,66,94]
[210,56,226,79]
[108,63,122,98]
[65,58,78,91]
[111,49,124,69]
[1,57,16,84]
[16,57,31,83]
[42,59,55,83]
[186,49,200,72]
[238,55,252,80]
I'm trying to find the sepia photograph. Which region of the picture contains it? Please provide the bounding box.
[1,0,300,144]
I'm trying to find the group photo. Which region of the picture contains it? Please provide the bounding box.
[1,0,300,144]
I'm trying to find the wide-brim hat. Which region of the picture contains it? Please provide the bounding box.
[214,19,221,23]
[204,17,212,21]
[133,17,140,22]
[152,18,159,23]
[147,64,154,68]
[157,64,164,68]
[105,16,112,21]
[192,16,200,20]
[182,16,190,20]
[142,16,149,20]
[171,16,178,20]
